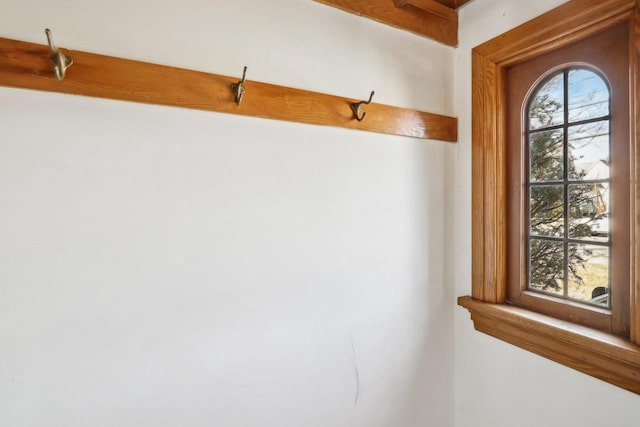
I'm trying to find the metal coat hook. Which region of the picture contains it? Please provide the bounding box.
[351,91,375,122]
[230,66,248,105]
[45,29,73,81]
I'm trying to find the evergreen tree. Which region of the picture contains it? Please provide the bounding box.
[528,87,594,292]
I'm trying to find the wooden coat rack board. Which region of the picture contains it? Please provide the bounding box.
[0,32,457,142]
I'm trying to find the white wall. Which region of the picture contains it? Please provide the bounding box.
[0,1,455,426]
[453,1,640,426]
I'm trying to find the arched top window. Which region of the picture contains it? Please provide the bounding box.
[525,67,611,307]
[529,68,610,131]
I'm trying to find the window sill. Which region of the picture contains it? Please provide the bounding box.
[457,296,640,394]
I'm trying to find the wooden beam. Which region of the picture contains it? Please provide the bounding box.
[0,36,457,142]
[432,0,473,8]
[313,0,457,46]
[394,0,457,22]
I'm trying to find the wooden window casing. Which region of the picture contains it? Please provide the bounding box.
[458,0,640,394]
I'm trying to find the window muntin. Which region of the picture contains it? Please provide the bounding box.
[526,67,611,308]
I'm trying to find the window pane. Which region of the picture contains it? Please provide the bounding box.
[529,73,564,130]
[524,66,615,310]
[568,69,609,123]
[568,183,609,242]
[530,129,564,181]
[568,121,610,180]
[568,243,610,307]
[530,185,564,237]
[529,239,564,295]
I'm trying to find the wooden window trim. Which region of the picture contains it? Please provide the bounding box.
[458,296,640,394]
[458,0,640,394]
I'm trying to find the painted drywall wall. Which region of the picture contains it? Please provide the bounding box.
[453,1,640,426]
[0,1,455,426]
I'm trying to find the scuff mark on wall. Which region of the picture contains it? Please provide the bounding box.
[350,333,360,406]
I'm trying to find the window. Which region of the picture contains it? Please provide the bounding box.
[458,0,640,395]
[506,24,630,336]
[528,68,612,305]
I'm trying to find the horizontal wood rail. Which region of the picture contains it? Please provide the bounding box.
[0,36,457,142]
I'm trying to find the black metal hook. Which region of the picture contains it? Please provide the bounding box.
[350,91,375,122]
[231,66,248,105]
